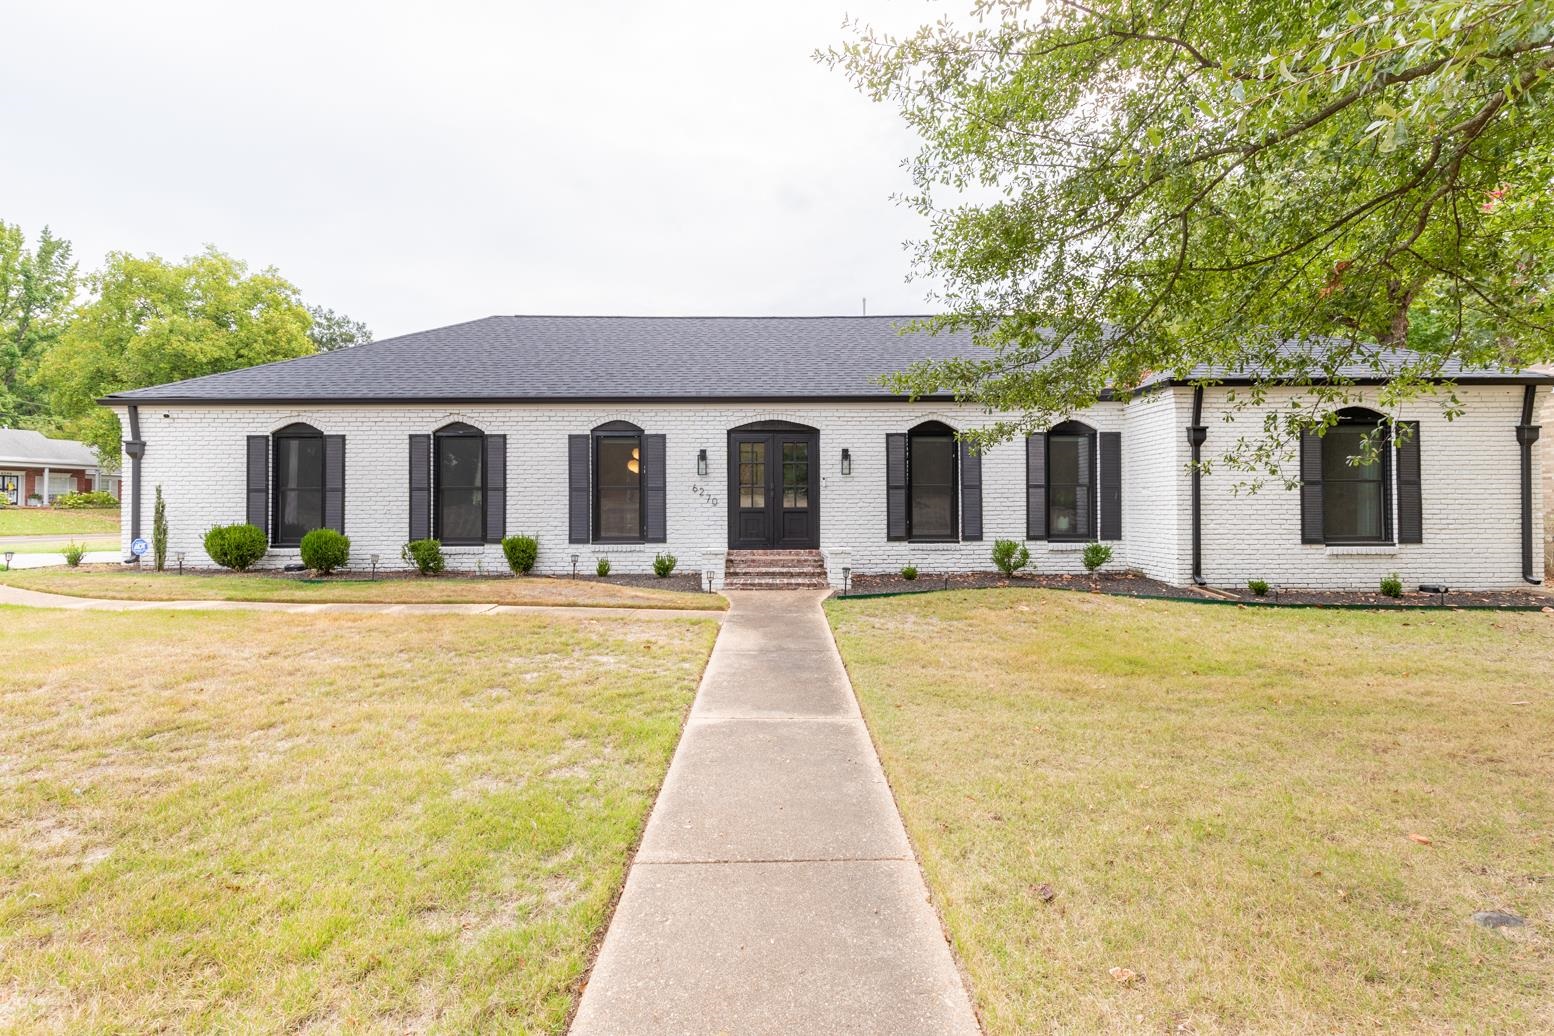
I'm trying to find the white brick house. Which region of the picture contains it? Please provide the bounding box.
[102,316,1548,591]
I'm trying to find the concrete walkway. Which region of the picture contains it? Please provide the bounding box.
[571,591,979,1035]
[0,582,725,621]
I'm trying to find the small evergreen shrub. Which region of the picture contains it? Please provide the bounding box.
[204,523,268,571]
[652,552,677,577]
[992,538,1030,577]
[152,485,169,571]
[300,528,351,574]
[1082,542,1113,573]
[502,534,539,574]
[401,538,445,576]
[54,490,118,509]
[63,542,87,567]
[596,557,611,578]
[901,564,918,581]
[1380,572,1403,598]
[1247,578,1269,597]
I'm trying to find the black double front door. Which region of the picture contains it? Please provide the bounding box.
[728,424,819,549]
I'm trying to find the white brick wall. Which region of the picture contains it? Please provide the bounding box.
[112,384,1544,591]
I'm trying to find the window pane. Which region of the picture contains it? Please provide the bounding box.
[1048,436,1080,484]
[738,441,765,509]
[277,489,322,544]
[438,436,483,489]
[1323,428,1382,482]
[435,434,484,541]
[782,442,808,509]
[277,437,324,492]
[909,435,954,538]
[439,489,484,541]
[1048,486,1079,538]
[598,436,642,539]
[1325,482,1385,541]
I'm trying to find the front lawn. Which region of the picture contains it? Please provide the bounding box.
[0,606,717,1031]
[0,506,119,537]
[827,589,1554,1034]
[3,535,119,555]
[0,566,726,610]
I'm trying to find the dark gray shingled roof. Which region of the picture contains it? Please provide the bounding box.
[101,314,1550,405]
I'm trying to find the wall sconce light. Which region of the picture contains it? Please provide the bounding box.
[840,448,852,475]
[697,448,708,476]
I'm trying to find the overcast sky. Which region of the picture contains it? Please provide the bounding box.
[1,1,947,340]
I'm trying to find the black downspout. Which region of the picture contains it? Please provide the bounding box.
[1516,385,1542,585]
[1187,386,1207,585]
[123,405,145,564]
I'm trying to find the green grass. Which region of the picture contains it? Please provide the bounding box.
[0,566,726,610]
[827,589,1554,1034]
[2,536,119,555]
[0,507,119,537]
[0,606,717,1032]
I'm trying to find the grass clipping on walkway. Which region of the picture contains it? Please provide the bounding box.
[0,607,717,1032]
[0,566,726,610]
[827,589,1554,1034]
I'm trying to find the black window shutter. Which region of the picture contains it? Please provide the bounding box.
[484,434,506,543]
[1299,427,1324,544]
[1396,421,1422,544]
[643,433,667,542]
[246,435,269,536]
[1099,431,1121,541]
[885,434,907,540]
[959,440,982,541]
[1025,433,1047,540]
[568,434,590,543]
[323,435,345,534]
[408,434,431,541]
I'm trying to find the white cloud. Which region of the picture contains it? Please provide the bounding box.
[0,0,944,338]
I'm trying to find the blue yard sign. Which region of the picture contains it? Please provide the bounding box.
[130,537,149,557]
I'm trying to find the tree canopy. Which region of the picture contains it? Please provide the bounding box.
[825,0,1554,464]
[0,222,77,428]
[307,304,373,352]
[34,248,317,460]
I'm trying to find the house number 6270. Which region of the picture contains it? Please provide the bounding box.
[690,484,718,507]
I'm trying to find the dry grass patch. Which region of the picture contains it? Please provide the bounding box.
[0,606,717,1032]
[0,508,118,537]
[2,536,118,555]
[0,566,726,610]
[827,589,1554,1034]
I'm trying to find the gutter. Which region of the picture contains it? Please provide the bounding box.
[1187,385,1207,586]
[123,405,145,563]
[1516,385,1542,585]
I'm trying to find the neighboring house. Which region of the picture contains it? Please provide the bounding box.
[0,428,118,507]
[99,315,1548,590]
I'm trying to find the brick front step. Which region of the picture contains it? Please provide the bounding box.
[723,576,832,589]
[723,549,828,589]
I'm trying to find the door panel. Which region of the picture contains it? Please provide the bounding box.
[727,430,819,548]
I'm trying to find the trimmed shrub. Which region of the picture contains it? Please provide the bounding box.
[901,564,918,581]
[1380,572,1403,598]
[991,539,1030,577]
[596,557,611,578]
[1247,578,1270,597]
[653,552,677,578]
[54,490,117,509]
[1082,542,1113,573]
[401,538,445,576]
[63,542,87,567]
[300,528,351,574]
[502,534,539,575]
[203,523,268,571]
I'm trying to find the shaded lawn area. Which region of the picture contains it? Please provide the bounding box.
[826,589,1554,1034]
[3,536,119,555]
[0,606,718,1032]
[0,566,726,610]
[0,507,119,537]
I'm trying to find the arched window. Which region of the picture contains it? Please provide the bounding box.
[593,421,644,541]
[273,423,324,546]
[434,422,485,544]
[1046,420,1096,540]
[1322,408,1391,543]
[907,421,957,540]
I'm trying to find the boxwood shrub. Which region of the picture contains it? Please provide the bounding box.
[402,538,445,576]
[203,523,268,571]
[502,534,539,575]
[300,528,351,574]
[54,490,118,509]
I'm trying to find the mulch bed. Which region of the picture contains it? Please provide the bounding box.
[842,570,1553,610]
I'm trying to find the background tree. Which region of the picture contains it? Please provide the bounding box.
[826,0,1554,473]
[307,304,372,352]
[34,247,316,460]
[0,222,77,428]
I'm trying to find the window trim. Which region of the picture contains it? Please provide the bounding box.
[592,422,646,544]
[271,422,324,548]
[1046,421,1097,542]
[906,421,959,542]
[433,422,486,546]
[1321,409,1393,546]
